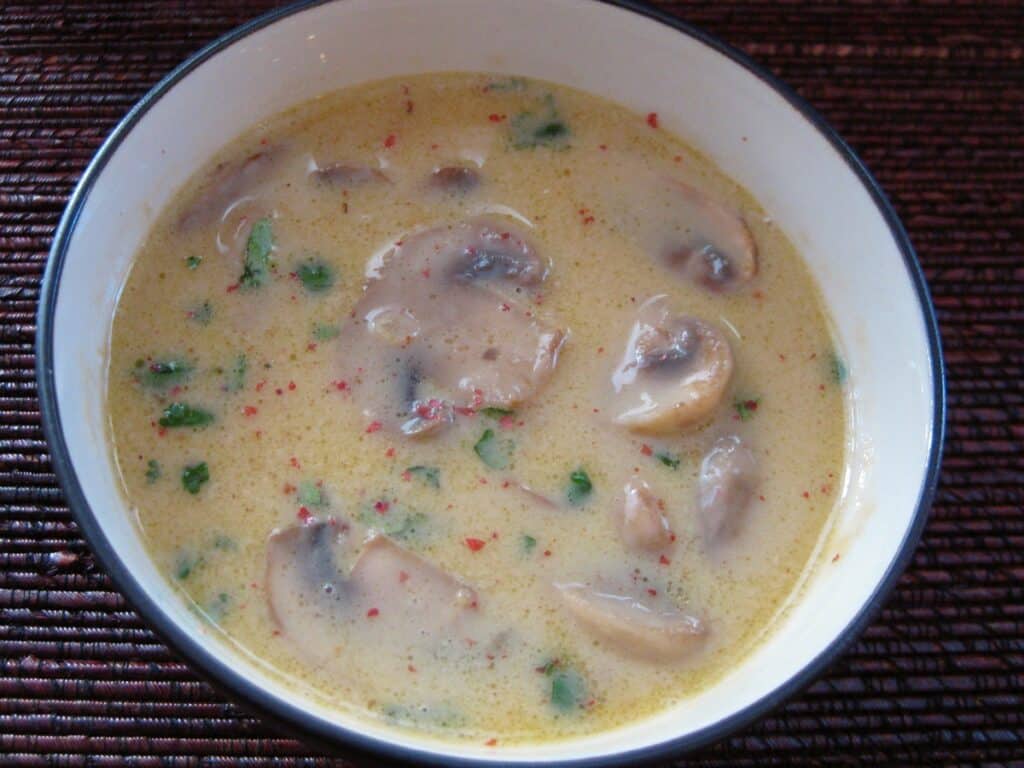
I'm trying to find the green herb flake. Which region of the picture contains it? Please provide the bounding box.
[733,398,760,422]
[566,468,593,506]
[358,501,429,542]
[139,358,192,388]
[159,402,214,428]
[473,428,514,470]
[480,406,514,419]
[211,534,237,551]
[829,352,848,385]
[520,534,537,555]
[486,77,527,92]
[205,591,232,621]
[185,255,202,270]
[511,95,571,150]
[297,480,326,508]
[187,300,213,325]
[406,465,441,489]
[313,323,341,341]
[145,459,161,484]
[297,259,335,293]
[182,461,210,495]
[655,451,681,470]
[225,353,247,392]
[174,550,203,580]
[541,660,588,713]
[239,217,274,289]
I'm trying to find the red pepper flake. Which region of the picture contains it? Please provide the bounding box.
[408,664,417,673]
[673,154,682,163]
[288,381,296,391]
[383,134,396,149]
[543,549,552,557]
[283,483,296,494]
[398,570,410,583]
[802,491,811,499]
[465,537,486,552]
[491,531,500,540]
[405,100,414,114]
[646,112,659,129]
[306,343,317,352]
[488,113,506,123]
[647,588,658,596]
[366,420,383,433]
[597,346,604,354]
[366,607,379,618]
[832,553,841,563]
[753,290,764,299]
[243,405,258,417]
[640,444,653,456]
[819,384,826,392]
[385,447,395,458]
[500,302,511,312]
[256,380,266,392]
[168,385,182,397]
[333,380,349,391]
[289,456,300,469]
[226,283,240,293]
[582,215,595,225]
[659,554,671,565]
[275,388,283,396]
[421,268,431,279]
[778,354,787,362]
[484,739,498,747]
[157,426,167,437]
[400,470,412,482]
[297,506,312,522]
[669,533,677,542]
[479,477,488,485]
[759,494,766,502]
[498,415,516,429]
[599,144,608,151]
[374,500,390,514]
[472,389,484,407]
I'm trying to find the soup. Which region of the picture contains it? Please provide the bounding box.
[108,73,846,745]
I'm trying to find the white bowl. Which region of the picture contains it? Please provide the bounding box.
[36,0,945,764]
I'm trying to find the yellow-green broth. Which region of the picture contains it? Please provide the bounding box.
[108,73,846,745]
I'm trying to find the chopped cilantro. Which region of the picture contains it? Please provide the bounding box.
[297,259,335,293]
[297,480,326,508]
[159,402,214,428]
[225,354,247,392]
[313,323,340,341]
[829,352,848,385]
[406,465,441,489]
[734,398,760,421]
[139,358,191,388]
[511,95,570,150]
[188,300,213,325]
[655,451,680,470]
[181,461,210,495]
[174,550,203,580]
[205,592,232,621]
[480,406,514,419]
[541,659,588,712]
[486,77,527,92]
[211,534,237,551]
[358,501,429,542]
[185,255,202,270]
[239,217,273,288]
[566,468,592,506]
[474,428,514,470]
[144,459,161,484]
[520,534,537,555]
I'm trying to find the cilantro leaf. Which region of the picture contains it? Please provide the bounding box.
[225,353,247,392]
[566,468,592,506]
[185,255,202,270]
[829,352,848,385]
[145,459,161,484]
[159,402,214,428]
[480,406,514,419]
[520,534,537,555]
[733,398,760,421]
[313,323,340,341]
[474,428,514,470]
[406,465,441,489]
[655,451,680,469]
[297,480,326,508]
[297,259,335,293]
[511,95,570,150]
[139,358,192,388]
[239,217,273,288]
[182,462,210,495]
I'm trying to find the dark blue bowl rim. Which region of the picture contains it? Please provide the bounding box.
[35,0,946,765]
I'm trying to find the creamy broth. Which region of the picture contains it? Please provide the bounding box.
[108,73,846,744]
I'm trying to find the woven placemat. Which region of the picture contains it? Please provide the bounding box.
[2,1,1022,765]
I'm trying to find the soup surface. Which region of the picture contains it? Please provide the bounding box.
[108,73,846,745]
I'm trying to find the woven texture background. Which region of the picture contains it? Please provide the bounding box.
[2,1,1022,765]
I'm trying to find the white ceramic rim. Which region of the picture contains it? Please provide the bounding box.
[35,0,946,765]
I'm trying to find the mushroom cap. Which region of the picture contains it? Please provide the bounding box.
[614,476,674,553]
[554,581,704,662]
[610,295,733,434]
[699,435,759,544]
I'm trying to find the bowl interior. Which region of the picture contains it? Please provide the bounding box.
[40,0,940,763]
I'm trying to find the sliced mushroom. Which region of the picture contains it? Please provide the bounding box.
[610,296,733,434]
[311,162,389,188]
[266,522,484,660]
[554,581,704,662]
[177,145,287,230]
[661,180,757,293]
[338,216,565,433]
[614,477,673,553]
[429,166,481,194]
[699,435,758,544]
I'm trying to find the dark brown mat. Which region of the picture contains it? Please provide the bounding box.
[2,1,1022,765]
